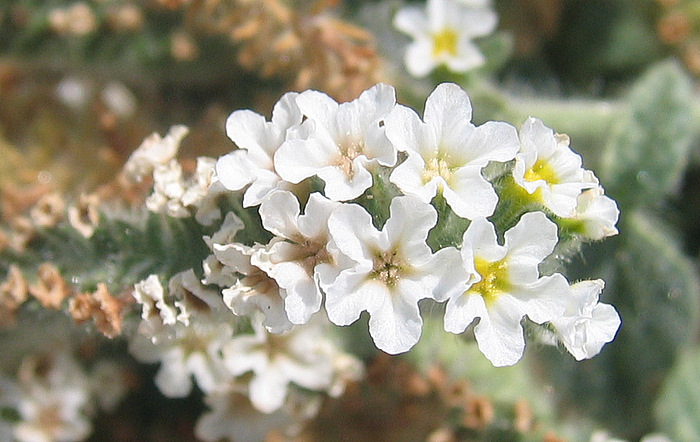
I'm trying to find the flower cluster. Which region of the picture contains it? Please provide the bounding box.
[192,82,618,365]
[124,81,621,427]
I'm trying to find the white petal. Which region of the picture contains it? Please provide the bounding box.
[393,6,428,37]
[423,83,473,138]
[504,211,559,262]
[389,152,437,203]
[444,292,486,334]
[443,166,498,219]
[474,297,527,366]
[259,190,301,238]
[367,283,423,354]
[383,195,437,253]
[215,150,256,191]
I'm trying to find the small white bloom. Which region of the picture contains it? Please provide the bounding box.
[325,195,468,354]
[571,187,620,240]
[393,0,498,77]
[513,117,598,218]
[124,125,189,182]
[169,269,227,324]
[132,274,178,325]
[195,385,319,442]
[255,191,341,324]
[181,157,227,226]
[444,211,569,366]
[386,83,519,219]
[274,84,398,201]
[145,159,191,218]
[216,92,302,207]
[128,317,233,398]
[222,316,359,414]
[549,280,621,361]
[215,242,293,334]
[12,353,93,442]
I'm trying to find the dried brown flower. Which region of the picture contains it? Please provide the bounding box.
[513,398,534,433]
[30,192,66,228]
[28,263,72,309]
[9,216,35,252]
[658,11,691,45]
[69,283,127,338]
[68,193,101,238]
[187,0,385,102]
[1,265,29,327]
[463,395,495,430]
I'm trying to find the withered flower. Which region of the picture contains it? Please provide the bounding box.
[28,263,72,309]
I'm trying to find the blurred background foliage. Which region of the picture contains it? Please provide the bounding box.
[3,0,700,440]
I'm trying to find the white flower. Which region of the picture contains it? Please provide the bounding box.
[128,317,233,397]
[145,159,191,218]
[386,83,519,219]
[222,317,357,414]
[132,274,179,325]
[255,190,341,324]
[168,269,227,325]
[195,385,319,442]
[548,279,621,361]
[570,187,620,240]
[325,195,468,354]
[393,0,498,77]
[274,84,397,201]
[202,212,246,287]
[444,211,569,366]
[215,242,293,334]
[181,156,227,226]
[513,117,598,218]
[12,353,93,442]
[216,92,302,207]
[124,125,188,182]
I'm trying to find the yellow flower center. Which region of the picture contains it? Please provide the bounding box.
[469,257,510,306]
[422,153,453,185]
[432,28,458,57]
[524,159,559,184]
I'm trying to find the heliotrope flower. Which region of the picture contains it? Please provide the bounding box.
[274,83,398,201]
[123,125,188,182]
[324,195,468,354]
[216,92,302,207]
[547,279,621,360]
[444,211,570,366]
[385,83,519,219]
[255,190,341,325]
[128,317,233,398]
[214,241,293,334]
[569,187,620,240]
[221,316,363,414]
[513,117,598,218]
[393,0,498,77]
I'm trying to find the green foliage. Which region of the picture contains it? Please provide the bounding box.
[1,210,211,293]
[601,61,695,210]
[655,348,700,440]
[539,61,700,439]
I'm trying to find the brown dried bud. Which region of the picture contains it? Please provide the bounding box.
[69,284,126,338]
[68,193,100,238]
[1,265,29,327]
[28,263,72,309]
[513,398,534,433]
[30,192,65,228]
[463,395,495,430]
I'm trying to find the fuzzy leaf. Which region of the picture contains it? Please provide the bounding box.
[601,61,694,209]
[655,348,700,440]
[539,210,700,437]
